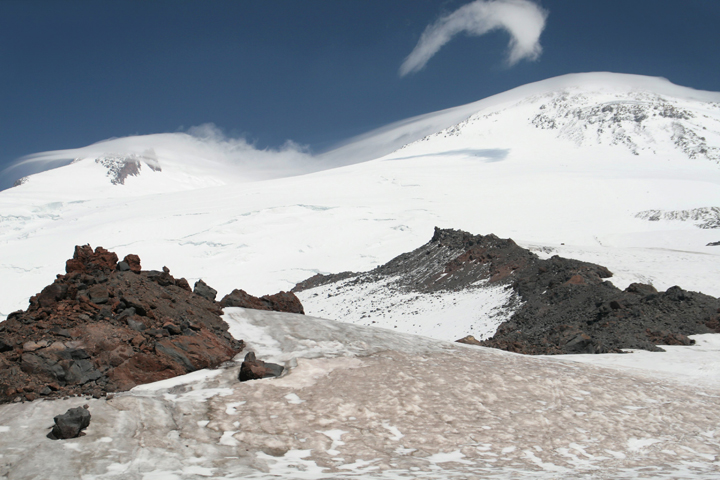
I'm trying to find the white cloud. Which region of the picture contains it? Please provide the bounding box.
[2,124,318,186]
[399,0,548,77]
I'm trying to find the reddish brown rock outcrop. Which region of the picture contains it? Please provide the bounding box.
[220,289,304,314]
[0,246,254,404]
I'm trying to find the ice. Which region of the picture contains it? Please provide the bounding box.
[382,422,405,441]
[425,451,473,465]
[283,393,304,405]
[2,309,718,478]
[318,429,347,456]
[225,401,246,415]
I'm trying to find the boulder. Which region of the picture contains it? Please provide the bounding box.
[220,289,305,314]
[123,254,141,273]
[238,351,284,381]
[193,280,217,302]
[47,406,91,440]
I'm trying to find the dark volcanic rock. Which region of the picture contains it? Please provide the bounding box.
[238,351,284,381]
[47,406,91,440]
[296,227,719,355]
[0,245,245,404]
[220,289,304,314]
[193,279,217,302]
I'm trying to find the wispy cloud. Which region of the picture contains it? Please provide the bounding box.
[400,0,548,77]
[1,124,316,187]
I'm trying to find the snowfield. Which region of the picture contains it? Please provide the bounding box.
[296,276,519,342]
[1,308,720,479]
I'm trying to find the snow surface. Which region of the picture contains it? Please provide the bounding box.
[296,276,518,342]
[1,308,720,479]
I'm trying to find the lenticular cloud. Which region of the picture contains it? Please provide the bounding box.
[399,0,547,77]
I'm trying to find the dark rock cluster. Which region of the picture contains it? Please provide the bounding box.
[436,228,720,354]
[0,245,304,404]
[220,289,305,314]
[297,228,720,355]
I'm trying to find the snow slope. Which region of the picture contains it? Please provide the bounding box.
[1,72,719,328]
[2,308,719,479]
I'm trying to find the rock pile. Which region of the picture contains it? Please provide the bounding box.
[296,228,720,354]
[0,245,304,404]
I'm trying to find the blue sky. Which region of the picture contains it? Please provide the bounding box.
[1,0,719,189]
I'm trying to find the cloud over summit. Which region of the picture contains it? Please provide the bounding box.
[400,0,548,77]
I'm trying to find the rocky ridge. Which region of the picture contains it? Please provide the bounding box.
[0,245,304,404]
[91,150,162,185]
[295,228,720,354]
[635,206,720,229]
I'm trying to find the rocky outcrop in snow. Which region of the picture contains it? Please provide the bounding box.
[296,228,720,354]
[529,90,720,160]
[220,289,305,314]
[92,150,162,185]
[635,206,720,229]
[0,245,305,404]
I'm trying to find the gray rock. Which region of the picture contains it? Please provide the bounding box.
[126,317,146,332]
[65,359,102,385]
[155,343,195,371]
[87,285,109,304]
[47,406,91,440]
[193,279,217,302]
[20,353,66,381]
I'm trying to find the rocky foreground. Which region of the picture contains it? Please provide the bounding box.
[0,245,304,404]
[295,228,720,354]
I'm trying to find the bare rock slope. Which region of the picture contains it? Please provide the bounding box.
[0,245,304,404]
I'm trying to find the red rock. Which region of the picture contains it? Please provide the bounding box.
[123,254,141,273]
[219,289,305,314]
[0,245,245,404]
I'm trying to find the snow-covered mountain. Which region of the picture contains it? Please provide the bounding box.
[1,72,719,323]
[2,72,720,479]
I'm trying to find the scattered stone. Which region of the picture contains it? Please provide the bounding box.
[47,406,91,440]
[193,279,217,302]
[238,351,284,381]
[220,289,304,314]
